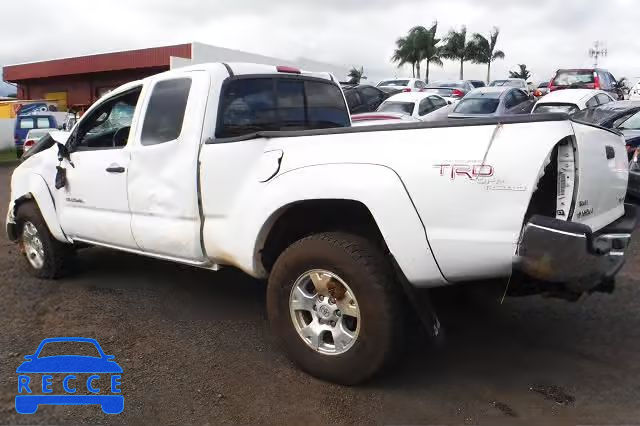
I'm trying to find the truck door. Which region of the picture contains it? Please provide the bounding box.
[55,86,142,248]
[126,71,210,261]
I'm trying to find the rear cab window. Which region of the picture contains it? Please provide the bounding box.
[36,117,52,128]
[19,118,34,129]
[217,77,349,139]
[552,70,595,87]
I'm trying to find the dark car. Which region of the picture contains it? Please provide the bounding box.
[573,101,640,160]
[342,84,396,114]
[550,68,624,100]
[448,87,535,118]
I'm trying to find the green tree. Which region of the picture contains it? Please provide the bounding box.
[440,26,478,80]
[418,22,442,84]
[391,23,442,81]
[347,66,366,84]
[392,30,421,78]
[471,27,505,84]
[509,64,532,81]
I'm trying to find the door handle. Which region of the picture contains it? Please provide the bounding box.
[605,146,615,160]
[106,165,125,173]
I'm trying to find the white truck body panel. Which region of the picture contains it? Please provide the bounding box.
[6,62,630,289]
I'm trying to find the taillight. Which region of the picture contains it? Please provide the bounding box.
[534,89,542,97]
[23,140,35,152]
[402,88,411,92]
[593,72,600,90]
[452,89,464,98]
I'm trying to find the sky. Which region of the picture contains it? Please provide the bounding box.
[1,0,639,93]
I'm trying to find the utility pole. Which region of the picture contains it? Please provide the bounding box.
[589,41,607,67]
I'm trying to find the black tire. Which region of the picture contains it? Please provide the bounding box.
[16,202,72,279]
[267,232,405,385]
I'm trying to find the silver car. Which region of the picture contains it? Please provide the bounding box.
[448,87,536,118]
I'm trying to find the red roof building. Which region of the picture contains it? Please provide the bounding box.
[3,44,192,109]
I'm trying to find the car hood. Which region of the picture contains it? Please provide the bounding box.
[16,356,123,373]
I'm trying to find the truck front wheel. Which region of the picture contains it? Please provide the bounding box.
[16,202,72,279]
[267,232,405,385]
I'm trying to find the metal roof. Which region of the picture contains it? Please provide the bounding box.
[3,44,192,82]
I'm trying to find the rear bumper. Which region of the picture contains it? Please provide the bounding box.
[515,204,637,293]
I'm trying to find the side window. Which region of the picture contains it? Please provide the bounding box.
[344,90,360,110]
[141,78,192,146]
[430,96,447,108]
[415,81,425,89]
[418,98,434,115]
[217,78,349,139]
[360,87,383,103]
[513,90,528,105]
[586,96,599,108]
[597,94,612,105]
[19,118,34,129]
[504,92,517,109]
[608,73,617,87]
[598,72,610,89]
[72,87,142,150]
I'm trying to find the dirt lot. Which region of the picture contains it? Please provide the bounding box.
[1,164,640,425]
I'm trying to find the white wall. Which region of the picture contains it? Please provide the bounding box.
[173,43,349,81]
[0,119,15,150]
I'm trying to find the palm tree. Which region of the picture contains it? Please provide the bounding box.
[392,30,421,78]
[419,22,442,84]
[470,27,505,84]
[509,64,531,81]
[440,26,478,80]
[391,24,442,80]
[347,66,366,84]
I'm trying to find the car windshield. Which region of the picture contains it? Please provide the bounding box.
[37,341,101,358]
[552,70,595,87]
[377,80,409,87]
[454,98,500,114]
[533,103,579,114]
[377,101,414,114]
[617,111,640,130]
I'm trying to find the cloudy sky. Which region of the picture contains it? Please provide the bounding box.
[1,0,639,92]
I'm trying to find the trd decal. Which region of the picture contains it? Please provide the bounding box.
[433,164,494,180]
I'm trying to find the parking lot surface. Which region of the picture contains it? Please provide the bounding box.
[1,164,640,425]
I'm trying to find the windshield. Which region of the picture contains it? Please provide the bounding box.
[377,80,409,87]
[552,70,595,87]
[533,103,579,114]
[377,101,414,114]
[453,98,499,114]
[431,82,464,89]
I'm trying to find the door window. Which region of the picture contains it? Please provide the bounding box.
[585,96,599,108]
[596,93,612,105]
[430,96,447,108]
[71,87,142,150]
[141,78,192,145]
[418,98,435,115]
[512,90,529,106]
[504,92,517,109]
[359,87,383,104]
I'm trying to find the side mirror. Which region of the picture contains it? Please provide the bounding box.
[57,142,71,162]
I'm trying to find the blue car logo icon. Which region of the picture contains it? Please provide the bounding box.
[15,337,123,414]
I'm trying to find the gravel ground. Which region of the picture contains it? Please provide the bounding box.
[1,163,640,425]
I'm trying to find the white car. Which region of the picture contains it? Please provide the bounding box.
[23,128,56,154]
[6,62,634,385]
[376,78,425,92]
[532,89,614,114]
[375,92,450,120]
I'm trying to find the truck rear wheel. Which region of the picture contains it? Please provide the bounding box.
[267,232,405,385]
[16,202,72,279]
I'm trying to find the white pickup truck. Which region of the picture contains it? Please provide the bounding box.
[6,63,636,384]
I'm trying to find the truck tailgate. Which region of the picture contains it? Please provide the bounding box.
[570,122,628,231]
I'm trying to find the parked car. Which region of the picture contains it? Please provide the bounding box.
[469,80,486,88]
[549,68,623,100]
[14,115,58,158]
[532,89,614,115]
[489,78,530,95]
[426,80,475,97]
[376,78,425,92]
[20,131,69,162]
[7,62,635,385]
[343,84,394,114]
[572,101,640,159]
[375,92,450,120]
[23,128,56,155]
[449,87,535,118]
[350,112,420,126]
[421,87,465,104]
[534,82,550,98]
